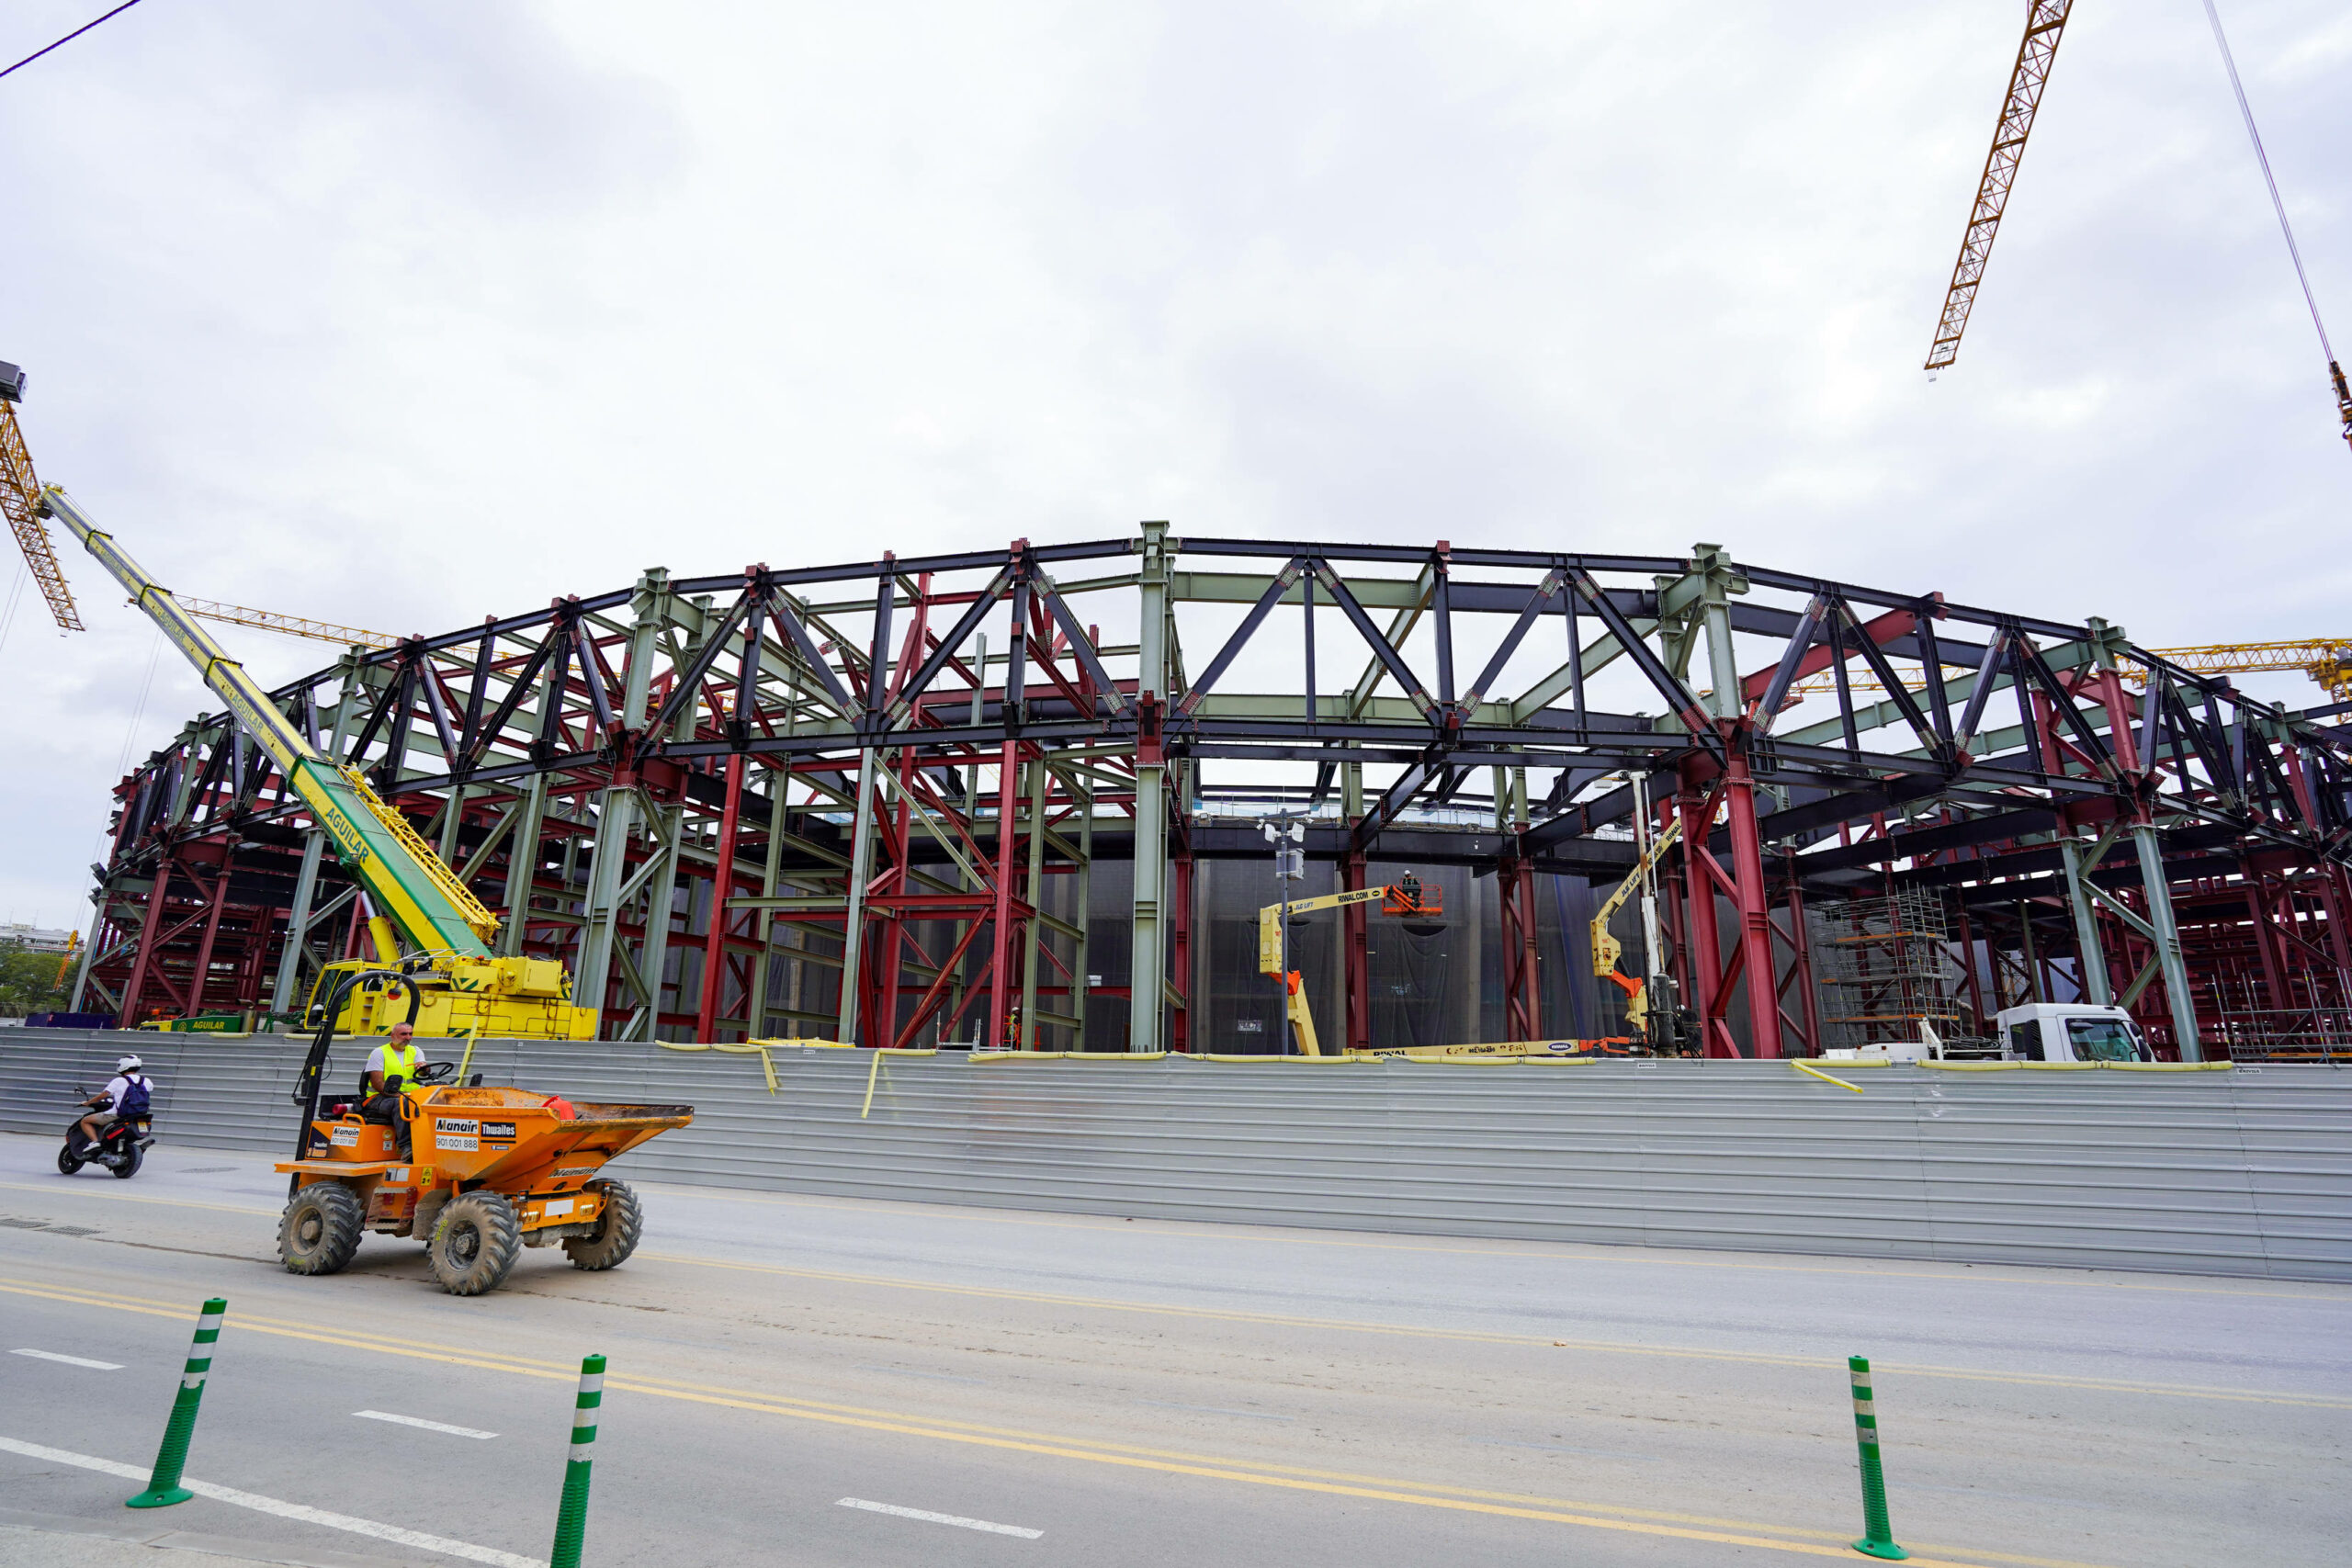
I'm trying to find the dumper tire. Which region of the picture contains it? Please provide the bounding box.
[563,1179,643,1272]
[279,1181,364,1276]
[428,1190,521,1296]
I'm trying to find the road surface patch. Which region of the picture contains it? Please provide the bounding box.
[354,1410,497,1439]
[0,1437,539,1566]
[11,1348,122,1370]
[0,1277,2141,1568]
[838,1497,1043,1538]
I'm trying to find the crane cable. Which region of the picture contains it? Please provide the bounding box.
[2199,0,2352,447]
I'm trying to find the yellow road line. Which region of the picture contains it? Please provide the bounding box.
[0,1274,2112,1568]
[641,1252,2352,1411]
[0,1179,276,1217]
[2,1172,2339,1409]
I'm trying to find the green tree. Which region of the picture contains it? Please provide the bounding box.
[0,940,74,1018]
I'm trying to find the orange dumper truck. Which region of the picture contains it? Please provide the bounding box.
[273,971,693,1296]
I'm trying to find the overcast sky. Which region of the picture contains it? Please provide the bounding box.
[2,0,2346,932]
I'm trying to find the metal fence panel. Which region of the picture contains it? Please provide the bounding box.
[3,1032,2345,1281]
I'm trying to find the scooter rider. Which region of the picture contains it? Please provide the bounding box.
[76,1055,153,1152]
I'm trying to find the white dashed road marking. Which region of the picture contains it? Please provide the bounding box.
[837,1497,1043,1539]
[355,1410,498,1439]
[11,1348,122,1370]
[0,1438,539,1566]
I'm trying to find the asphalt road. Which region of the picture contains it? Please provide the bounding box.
[0,1129,2344,1567]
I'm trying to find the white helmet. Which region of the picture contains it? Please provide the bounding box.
[116,1055,143,1073]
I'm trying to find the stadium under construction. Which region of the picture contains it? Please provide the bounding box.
[62,531,2352,1061]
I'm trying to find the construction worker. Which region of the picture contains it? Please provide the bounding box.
[360,1022,424,1156]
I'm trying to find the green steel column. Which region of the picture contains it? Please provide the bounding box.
[268,830,326,1015]
[1666,542,1747,722]
[747,774,789,1038]
[2057,837,2114,1006]
[834,752,879,1045]
[576,570,669,1021]
[270,652,361,1014]
[497,774,549,958]
[2132,822,2202,1060]
[1129,522,1170,1055]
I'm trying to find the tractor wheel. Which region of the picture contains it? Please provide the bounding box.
[563,1179,643,1272]
[561,1184,644,1269]
[428,1190,521,1296]
[278,1182,364,1276]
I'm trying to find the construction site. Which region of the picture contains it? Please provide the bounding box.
[3,5,2349,1568]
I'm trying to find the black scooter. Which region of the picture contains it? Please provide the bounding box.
[59,1089,153,1179]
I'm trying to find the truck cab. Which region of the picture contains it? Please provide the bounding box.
[1991,1003,2153,1063]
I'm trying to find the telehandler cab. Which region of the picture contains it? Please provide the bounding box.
[273,971,693,1295]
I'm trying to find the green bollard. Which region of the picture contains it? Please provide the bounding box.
[549,1353,605,1568]
[1846,1355,1908,1560]
[126,1297,228,1509]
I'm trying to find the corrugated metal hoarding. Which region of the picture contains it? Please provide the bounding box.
[3,1030,2343,1281]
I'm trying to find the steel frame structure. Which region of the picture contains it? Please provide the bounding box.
[74,531,2352,1061]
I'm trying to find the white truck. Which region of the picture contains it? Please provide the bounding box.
[1819,1004,2155,1064]
[1989,1002,2154,1063]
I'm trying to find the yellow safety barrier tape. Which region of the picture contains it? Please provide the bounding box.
[1790,1059,1863,1093]
[859,1047,937,1117]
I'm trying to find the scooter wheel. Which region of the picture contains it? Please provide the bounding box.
[56,1146,83,1176]
[110,1143,142,1179]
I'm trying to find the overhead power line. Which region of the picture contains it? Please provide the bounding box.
[2199,0,2352,452]
[0,0,149,83]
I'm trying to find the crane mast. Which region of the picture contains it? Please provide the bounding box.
[1925,2,2074,372]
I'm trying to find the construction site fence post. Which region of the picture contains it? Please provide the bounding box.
[125,1296,227,1509]
[1847,1354,1908,1561]
[549,1352,605,1568]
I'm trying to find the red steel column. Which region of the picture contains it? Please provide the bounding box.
[118,857,175,1027]
[1675,770,1731,1056]
[183,853,235,1019]
[1170,846,1194,1052]
[695,753,745,1042]
[1500,852,1541,1041]
[1341,848,1370,1051]
[988,739,1022,1047]
[1721,741,1782,1059]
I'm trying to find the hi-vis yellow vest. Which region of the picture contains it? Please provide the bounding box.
[379,1042,423,1089]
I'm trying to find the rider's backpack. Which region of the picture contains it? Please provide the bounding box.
[117,1076,151,1117]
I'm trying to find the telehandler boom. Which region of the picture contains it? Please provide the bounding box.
[40,486,595,1039]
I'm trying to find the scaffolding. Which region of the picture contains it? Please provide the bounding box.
[1812,890,1972,1053]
